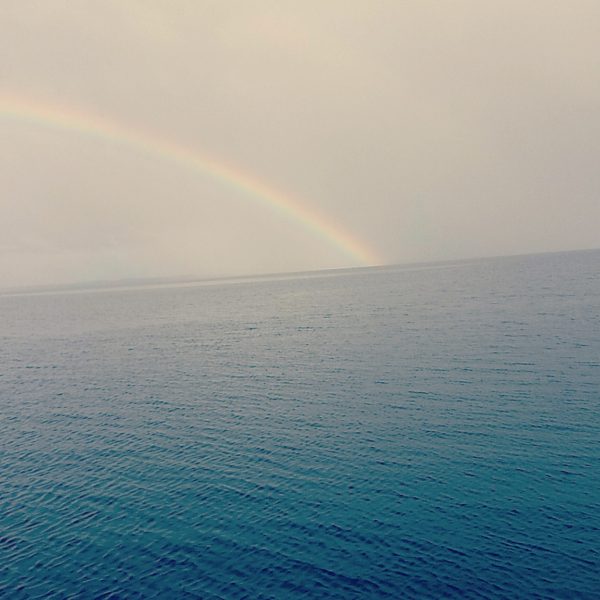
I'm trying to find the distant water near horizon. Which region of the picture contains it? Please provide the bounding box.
[1,250,599,598]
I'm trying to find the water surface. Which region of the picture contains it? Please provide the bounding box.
[1,251,599,598]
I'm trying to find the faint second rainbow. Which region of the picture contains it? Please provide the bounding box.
[0,92,380,266]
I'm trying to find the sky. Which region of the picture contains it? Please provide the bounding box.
[1,1,599,288]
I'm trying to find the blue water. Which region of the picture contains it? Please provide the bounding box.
[1,251,599,598]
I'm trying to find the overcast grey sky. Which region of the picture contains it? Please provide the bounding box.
[1,1,599,287]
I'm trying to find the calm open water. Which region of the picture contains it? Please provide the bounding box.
[1,251,599,599]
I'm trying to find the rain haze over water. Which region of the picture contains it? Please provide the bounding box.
[1,1,600,287]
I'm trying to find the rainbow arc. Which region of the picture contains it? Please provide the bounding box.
[0,93,380,266]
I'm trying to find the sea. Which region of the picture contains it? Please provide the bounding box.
[1,250,599,599]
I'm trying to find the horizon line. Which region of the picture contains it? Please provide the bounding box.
[2,246,597,298]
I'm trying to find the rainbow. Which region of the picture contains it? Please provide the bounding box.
[0,92,380,266]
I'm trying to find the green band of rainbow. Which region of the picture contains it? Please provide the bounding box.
[0,93,380,266]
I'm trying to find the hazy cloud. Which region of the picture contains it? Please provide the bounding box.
[2,1,599,287]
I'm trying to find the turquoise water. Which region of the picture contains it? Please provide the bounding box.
[1,251,599,598]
